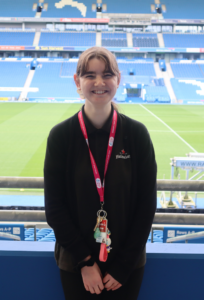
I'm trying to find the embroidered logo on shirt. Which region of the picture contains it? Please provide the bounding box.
[109,137,114,147]
[116,149,131,159]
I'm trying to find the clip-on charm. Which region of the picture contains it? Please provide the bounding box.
[93,210,112,262]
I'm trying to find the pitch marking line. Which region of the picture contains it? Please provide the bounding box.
[139,104,198,153]
[149,130,204,133]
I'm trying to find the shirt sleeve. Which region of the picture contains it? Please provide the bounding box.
[44,124,91,264]
[107,124,157,285]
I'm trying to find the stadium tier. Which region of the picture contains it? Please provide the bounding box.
[0,61,30,98]
[132,34,159,47]
[171,62,204,79]
[163,34,204,48]
[39,32,96,47]
[0,31,204,49]
[0,58,171,103]
[0,31,35,46]
[101,33,127,47]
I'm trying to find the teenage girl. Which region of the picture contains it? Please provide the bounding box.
[44,46,157,300]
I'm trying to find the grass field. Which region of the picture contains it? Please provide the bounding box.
[0,103,204,180]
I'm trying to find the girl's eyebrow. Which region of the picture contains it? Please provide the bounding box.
[85,71,95,74]
[84,71,112,75]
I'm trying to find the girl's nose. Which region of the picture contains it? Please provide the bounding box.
[94,76,105,86]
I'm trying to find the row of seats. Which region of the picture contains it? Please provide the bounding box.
[163,34,204,48]
[133,37,159,47]
[39,32,96,47]
[118,62,156,76]
[102,39,127,47]
[144,86,170,102]
[24,227,163,243]
[171,63,204,78]
[0,32,35,46]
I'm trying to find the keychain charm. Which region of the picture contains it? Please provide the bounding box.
[93,210,112,257]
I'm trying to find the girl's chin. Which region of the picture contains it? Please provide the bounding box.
[85,98,112,105]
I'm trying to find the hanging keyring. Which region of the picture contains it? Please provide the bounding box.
[97,210,107,218]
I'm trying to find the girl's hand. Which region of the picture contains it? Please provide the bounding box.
[103,272,122,291]
[81,262,104,294]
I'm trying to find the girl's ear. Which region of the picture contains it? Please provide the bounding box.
[74,74,80,89]
[117,72,121,88]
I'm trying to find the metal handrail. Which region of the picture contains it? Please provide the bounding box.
[166,231,204,243]
[0,177,203,191]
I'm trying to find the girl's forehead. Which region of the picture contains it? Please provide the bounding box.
[86,58,106,72]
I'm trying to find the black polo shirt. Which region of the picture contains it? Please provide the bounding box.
[44,105,157,285]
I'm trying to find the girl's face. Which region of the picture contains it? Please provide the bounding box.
[74,58,120,107]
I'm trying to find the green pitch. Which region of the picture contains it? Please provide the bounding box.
[0,103,204,179]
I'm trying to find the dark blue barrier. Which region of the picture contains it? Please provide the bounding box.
[0,242,204,300]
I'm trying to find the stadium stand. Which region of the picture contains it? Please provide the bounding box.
[163,34,204,48]
[171,62,204,79]
[27,62,79,99]
[132,34,159,47]
[0,31,35,46]
[0,0,204,19]
[1,58,168,102]
[0,61,30,98]
[101,33,127,47]
[171,78,204,102]
[39,32,96,46]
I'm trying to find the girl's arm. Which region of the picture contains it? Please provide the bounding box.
[106,124,157,285]
[44,124,91,264]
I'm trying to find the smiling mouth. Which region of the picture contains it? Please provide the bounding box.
[92,90,108,94]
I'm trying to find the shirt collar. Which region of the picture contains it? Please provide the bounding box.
[82,104,114,134]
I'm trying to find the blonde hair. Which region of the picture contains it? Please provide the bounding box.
[76,47,120,111]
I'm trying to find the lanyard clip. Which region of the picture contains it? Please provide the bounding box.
[101,202,104,210]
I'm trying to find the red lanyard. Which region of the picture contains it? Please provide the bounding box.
[78,109,117,208]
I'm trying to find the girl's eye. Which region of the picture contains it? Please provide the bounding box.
[85,75,94,78]
[104,74,112,78]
